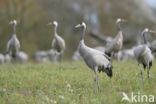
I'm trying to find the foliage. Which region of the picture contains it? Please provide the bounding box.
[0,0,156,58]
[0,61,155,104]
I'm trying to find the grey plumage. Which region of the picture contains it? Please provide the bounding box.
[6,20,20,58]
[3,51,28,64]
[46,49,60,62]
[150,40,156,53]
[34,50,49,63]
[34,49,59,63]
[16,51,28,64]
[72,46,105,61]
[114,47,135,61]
[72,49,81,61]
[105,18,126,57]
[4,54,12,63]
[75,22,112,90]
[0,53,5,64]
[48,21,65,61]
[133,28,154,78]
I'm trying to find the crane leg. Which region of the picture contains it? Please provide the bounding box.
[138,64,143,78]
[147,69,150,79]
[59,51,64,62]
[94,67,100,91]
[138,64,144,86]
[147,63,150,79]
[58,54,62,62]
[146,63,151,84]
[58,53,63,70]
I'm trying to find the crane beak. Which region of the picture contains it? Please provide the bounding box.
[75,24,81,28]
[47,22,52,26]
[149,30,156,34]
[9,21,13,25]
[121,19,127,22]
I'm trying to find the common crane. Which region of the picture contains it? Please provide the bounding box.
[105,18,127,57]
[6,20,20,59]
[133,28,155,79]
[75,22,112,90]
[48,21,65,61]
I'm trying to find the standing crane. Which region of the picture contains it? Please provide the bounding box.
[133,28,155,79]
[75,22,112,90]
[105,18,127,57]
[6,20,20,59]
[48,21,65,61]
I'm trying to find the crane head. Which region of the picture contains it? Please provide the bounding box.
[75,22,86,29]
[143,28,149,33]
[105,63,113,78]
[9,20,17,25]
[53,21,58,27]
[116,18,127,24]
[47,21,58,27]
[142,28,156,34]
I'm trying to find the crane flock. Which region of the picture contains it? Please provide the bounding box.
[0,18,156,90]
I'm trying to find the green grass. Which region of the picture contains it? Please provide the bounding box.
[0,61,156,104]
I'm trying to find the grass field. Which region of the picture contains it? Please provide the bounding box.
[0,61,156,104]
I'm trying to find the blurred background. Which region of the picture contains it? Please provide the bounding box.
[0,0,156,59]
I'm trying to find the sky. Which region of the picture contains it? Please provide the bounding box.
[145,0,156,8]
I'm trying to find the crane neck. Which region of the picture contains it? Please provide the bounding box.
[12,24,16,34]
[54,25,58,37]
[142,32,148,44]
[117,22,121,31]
[80,26,86,41]
[117,31,123,40]
[12,34,17,38]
